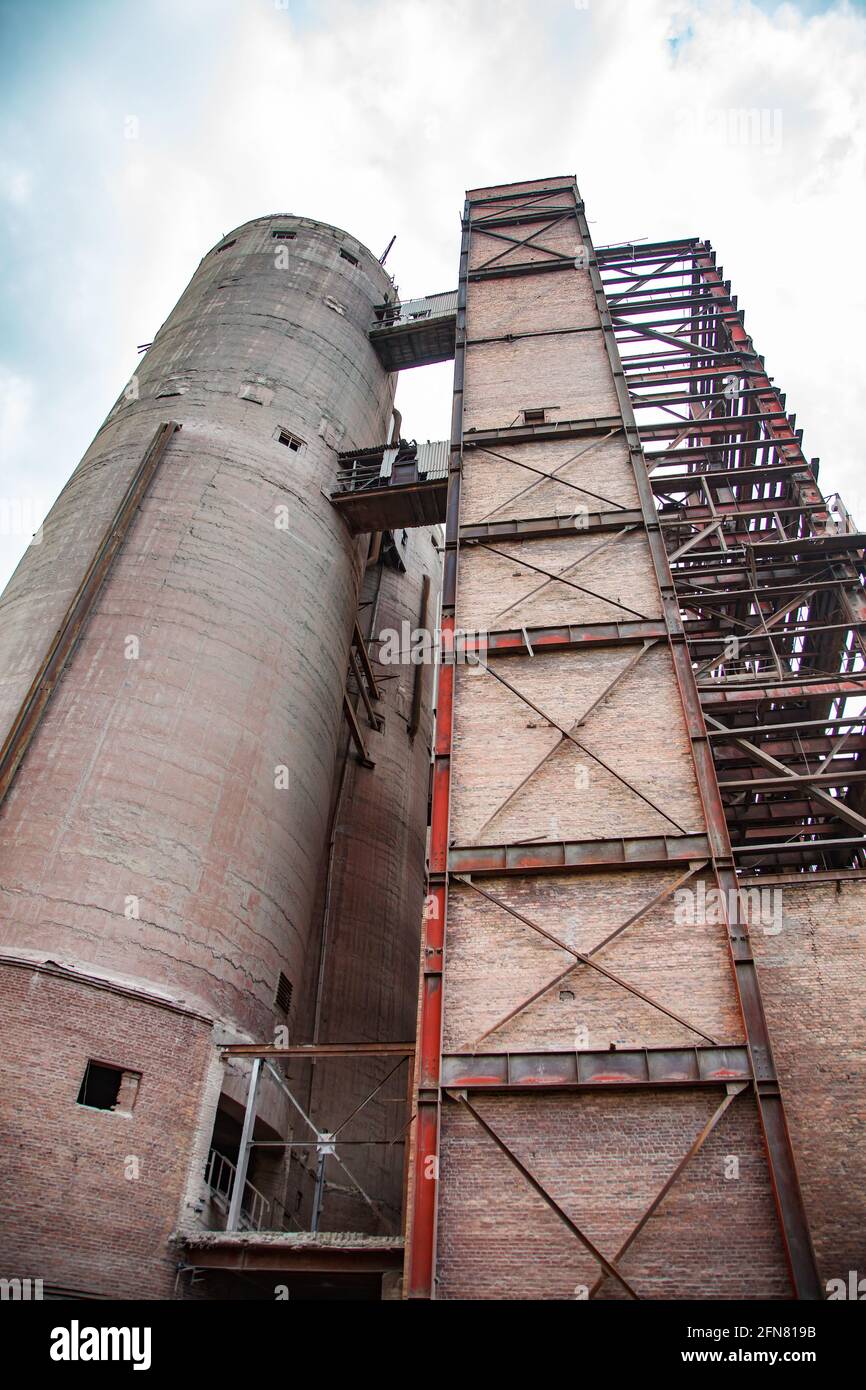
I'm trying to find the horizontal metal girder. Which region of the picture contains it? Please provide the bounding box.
[441,1044,751,1090]
[447,832,711,876]
[221,1042,415,1058]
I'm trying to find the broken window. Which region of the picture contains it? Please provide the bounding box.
[272,230,296,240]
[76,1061,141,1114]
[523,408,546,425]
[339,247,359,266]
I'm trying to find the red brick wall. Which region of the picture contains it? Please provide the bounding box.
[750,876,866,1285]
[437,1091,789,1300]
[0,961,213,1298]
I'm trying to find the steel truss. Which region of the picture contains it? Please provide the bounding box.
[598,240,866,873]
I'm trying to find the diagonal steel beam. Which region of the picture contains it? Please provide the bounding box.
[451,1093,641,1299]
[474,429,623,523]
[454,870,719,1047]
[467,655,689,835]
[472,213,573,272]
[612,318,732,359]
[691,589,815,680]
[489,526,638,626]
[707,714,866,834]
[461,861,706,1045]
[473,640,657,841]
[474,540,653,622]
[588,1083,747,1298]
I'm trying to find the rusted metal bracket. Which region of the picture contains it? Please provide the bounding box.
[342,692,375,767]
[0,421,180,808]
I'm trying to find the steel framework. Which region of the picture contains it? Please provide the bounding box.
[404,178,826,1301]
[324,179,865,1299]
[598,239,866,873]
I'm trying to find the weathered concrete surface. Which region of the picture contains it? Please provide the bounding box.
[288,530,441,1236]
[0,216,396,1038]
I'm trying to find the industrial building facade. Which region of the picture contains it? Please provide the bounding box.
[0,177,863,1300]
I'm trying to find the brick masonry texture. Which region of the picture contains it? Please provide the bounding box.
[467,265,598,337]
[424,175,791,1299]
[443,869,745,1053]
[0,962,213,1298]
[468,215,585,274]
[456,529,660,632]
[750,878,866,1285]
[463,331,618,432]
[449,643,706,844]
[436,1091,789,1300]
[460,435,639,525]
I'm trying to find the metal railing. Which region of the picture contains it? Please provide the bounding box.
[204,1148,269,1232]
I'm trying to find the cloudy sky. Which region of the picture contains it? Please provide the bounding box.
[1,0,864,587]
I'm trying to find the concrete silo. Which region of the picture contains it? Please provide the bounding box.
[0,215,436,1297]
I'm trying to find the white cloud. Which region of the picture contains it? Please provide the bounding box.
[1,0,865,583]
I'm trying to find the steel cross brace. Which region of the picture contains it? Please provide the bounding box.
[452,864,715,1048]
[471,428,624,523]
[473,639,658,841]
[487,526,639,626]
[471,536,652,623]
[261,1059,403,1234]
[587,1082,747,1298]
[449,1091,640,1299]
[471,212,576,273]
[463,650,689,836]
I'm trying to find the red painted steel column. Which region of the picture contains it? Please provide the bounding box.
[406,206,470,1298]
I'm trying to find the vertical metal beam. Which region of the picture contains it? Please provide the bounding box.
[577,192,821,1300]
[227,1057,261,1232]
[405,201,470,1299]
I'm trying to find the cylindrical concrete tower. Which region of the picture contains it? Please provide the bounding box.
[0,214,395,1034]
[0,216,417,1297]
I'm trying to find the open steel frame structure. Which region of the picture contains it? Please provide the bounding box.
[217,177,863,1299]
[399,176,850,1302]
[597,238,866,875]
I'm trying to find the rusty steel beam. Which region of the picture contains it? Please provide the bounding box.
[342,691,375,768]
[0,421,180,809]
[405,198,471,1302]
[441,1046,752,1090]
[449,831,711,876]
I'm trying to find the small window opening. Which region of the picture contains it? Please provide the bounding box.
[276,428,305,452]
[275,972,293,1015]
[272,230,296,240]
[523,408,546,425]
[77,1061,141,1113]
[339,248,359,266]
[215,238,237,254]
